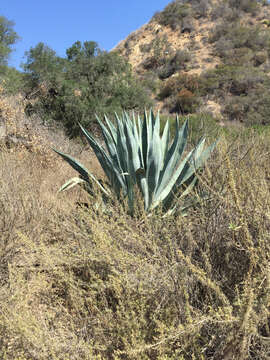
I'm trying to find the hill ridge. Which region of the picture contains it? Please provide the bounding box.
[113,0,270,124]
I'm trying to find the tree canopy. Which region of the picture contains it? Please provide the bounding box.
[0,16,19,66]
[22,40,152,136]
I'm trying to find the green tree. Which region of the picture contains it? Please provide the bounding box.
[0,16,19,66]
[22,42,65,90]
[66,40,99,61]
[0,16,21,94]
[0,66,25,94]
[62,41,151,135]
[24,40,152,137]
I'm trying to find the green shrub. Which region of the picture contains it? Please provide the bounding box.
[185,113,221,145]
[142,56,164,70]
[224,86,270,124]
[192,0,210,18]
[181,16,195,33]
[158,78,176,99]
[153,2,191,29]
[211,3,240,21]
[253,50,268,66]
[0,16,20,66]
[199,65,265,97]
[231,26,269,51]
[198,64,270,124]
[171,88,200,114]
[0,66,25,95]
[228,0,259,14]
[224,96,248,122]
[159,112,220,146]
[139,43,152,53]
[231,47,254,64]
[210,22,270,63]
[159,73,199,100]
[159,72,201,114]
[158,50,191,79]
[141,36,171,71]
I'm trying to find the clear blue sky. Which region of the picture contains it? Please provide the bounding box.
[1,0,170,70]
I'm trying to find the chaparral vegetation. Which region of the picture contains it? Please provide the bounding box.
[0,1,270,358]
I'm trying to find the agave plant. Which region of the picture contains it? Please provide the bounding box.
[53,111,217,216]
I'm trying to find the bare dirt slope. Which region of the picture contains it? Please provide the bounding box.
[114,17,220,76]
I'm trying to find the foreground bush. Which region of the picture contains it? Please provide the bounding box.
[0,127,270,359]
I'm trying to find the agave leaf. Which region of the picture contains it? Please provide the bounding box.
[163,139,218,209]
[124,111,133,132]
[123,120,138,178]
[136,115,145,175]
[122,117,142,214]
[53,148,90,180]
[141,111,149,169]
[151,148,195,210]
[104,114,117,143]
[126,175,135,215]
[146,112,163,208]
[160,120,170,167]
[95,116,118,165]
[166,188,213,217]
[132,113,140,145]
[53,148,111,197]
[162,175,198,215]
[78,124,125,196]
[169,138,206,192]
[179,175,198,199]
[180,139,218,185]
[137,114,143,147]
[127,139,142,178]
[95,116,126,185]
[59,177,87,192]
[155,119,188,201]
[115,117,129,182]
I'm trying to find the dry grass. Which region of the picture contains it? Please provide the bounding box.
[0,91,270,359]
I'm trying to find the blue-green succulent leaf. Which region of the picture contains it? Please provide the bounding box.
[54,111,218,217]
[59,177,86,192]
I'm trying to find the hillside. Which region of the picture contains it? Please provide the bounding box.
[114,0,270,125]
